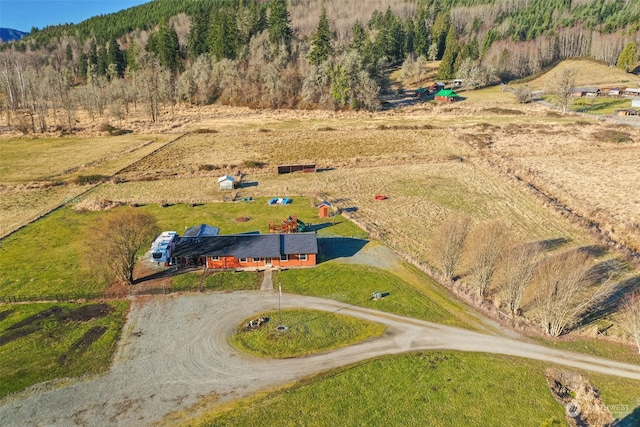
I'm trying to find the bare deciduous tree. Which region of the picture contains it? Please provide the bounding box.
[430,215,472,280]
[535,250,611,336]
[501,242,542,315]
[83,209,159,285]
[546,68,577,113]
[618,292,640,353]
[466,221,507,296]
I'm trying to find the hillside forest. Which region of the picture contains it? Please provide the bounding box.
[1,0,640,131]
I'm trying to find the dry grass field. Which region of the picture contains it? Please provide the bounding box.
[517,58,640,90]
[0,134,175,238]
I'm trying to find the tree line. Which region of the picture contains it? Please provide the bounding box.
[429,215,640,342]
[1,0,639,130]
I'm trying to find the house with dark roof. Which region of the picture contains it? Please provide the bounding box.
[171,232,318,270]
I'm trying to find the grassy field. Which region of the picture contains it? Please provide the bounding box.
[230,308,386,358]
[533,336,640,365]
[278,263,475,330]
[0,300,129,398]
[188,351,568,427]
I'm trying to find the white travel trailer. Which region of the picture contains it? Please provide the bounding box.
[150,231,178,265]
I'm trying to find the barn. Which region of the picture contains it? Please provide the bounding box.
[218,175,235,190]
[171,232,318,270]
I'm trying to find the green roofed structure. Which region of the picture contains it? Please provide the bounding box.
[435,89,460,103]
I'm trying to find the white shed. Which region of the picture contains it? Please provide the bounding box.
[218,175,235,190]
[632,99,640,108]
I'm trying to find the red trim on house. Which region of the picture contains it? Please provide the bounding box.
[206,253,316,269]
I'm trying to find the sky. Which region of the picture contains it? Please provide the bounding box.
[0,0,150,33]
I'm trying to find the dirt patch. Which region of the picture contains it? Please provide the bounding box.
[0,304,112,347]
[67,304,113,322]
[235,216,251,222]
[0,309,15,322]
[0,325,40,346]
[6,306,64,330]
[58,326,108,365]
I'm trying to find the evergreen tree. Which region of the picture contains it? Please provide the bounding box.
[187,7,210,60]
[148,20,181,74]
[65,44,73,63]
[97,44,109,76]
[617,41,638,72]
[413,13,429,57]
[431,12,451,60]
[268,0,292,54]
[437,26,458,80]
[107,38,126,78]
[78,51,89,80]
[209,8,238,60]
[404,17,415,56]
[350,20,366,52]
[89,39,99,69]
[308,7,332,66]
[127,39,140,73]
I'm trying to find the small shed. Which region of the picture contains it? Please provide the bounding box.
[318,201,332,218]
[435,89,460,103]
[632,99,640,108]
[277,164,316,174]
[218,175,235,190]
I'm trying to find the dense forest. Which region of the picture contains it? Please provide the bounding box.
[1,0,639,131]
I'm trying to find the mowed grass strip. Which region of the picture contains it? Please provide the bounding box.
[194,352,566,427]
[230,309,385,358]
[172,271,260,292]
[277,263,470,329]
[0,300,129,398]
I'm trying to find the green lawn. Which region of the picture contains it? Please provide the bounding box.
[277,263,472,329]
[172,270,261,292]
[570,97,631,114]
[0,198,364,298]
[230,309,386,358]
[194,351,567,427]
[0,300,129,398]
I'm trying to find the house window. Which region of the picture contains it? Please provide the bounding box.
[253,258,262,263]
[280,254,289,262]
[299,254,308,261]
[239,258,248,263]
[211,256,220,261]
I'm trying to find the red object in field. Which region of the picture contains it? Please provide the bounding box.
[374,194,388,201]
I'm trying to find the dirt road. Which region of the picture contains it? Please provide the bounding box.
[1,291,639,427]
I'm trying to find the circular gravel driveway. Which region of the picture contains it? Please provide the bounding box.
[1,291,640,427]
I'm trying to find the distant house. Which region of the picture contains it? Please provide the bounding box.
[171,233,318,270]
[571,87,600,98]
[622,88,640,97]
[632,99,640,108]
[435,89,460,103]
[607,87,624,97]
[218,175,235,190]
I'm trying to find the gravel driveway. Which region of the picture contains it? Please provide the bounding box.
[1,291,640,427]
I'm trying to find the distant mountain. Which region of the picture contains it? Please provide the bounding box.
[0,28,27,43]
